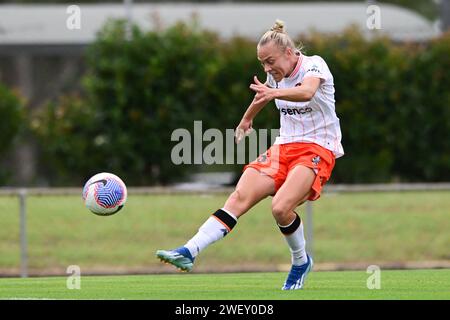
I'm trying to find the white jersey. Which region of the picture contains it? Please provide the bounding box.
[267,54,344,158]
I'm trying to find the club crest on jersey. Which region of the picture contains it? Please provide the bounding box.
[312,155,321,166]
[257,153,268,163]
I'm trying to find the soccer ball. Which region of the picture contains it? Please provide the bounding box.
[82,172,127,216]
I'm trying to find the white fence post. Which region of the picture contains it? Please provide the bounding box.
[19,188,28,278]
[305,201,313,258]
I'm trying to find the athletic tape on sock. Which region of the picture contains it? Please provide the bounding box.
[278,213,301,235]
[212,209,237,232]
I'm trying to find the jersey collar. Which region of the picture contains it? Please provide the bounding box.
[288,53,303,79]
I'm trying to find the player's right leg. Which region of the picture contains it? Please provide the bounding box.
[271,165,315,290]
[156,167,274,272]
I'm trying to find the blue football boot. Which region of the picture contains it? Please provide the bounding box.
[282,254,313,290]
[156,246,195,272]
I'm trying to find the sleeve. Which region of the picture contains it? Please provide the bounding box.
[303,56,327,81]
[265,73,277,88]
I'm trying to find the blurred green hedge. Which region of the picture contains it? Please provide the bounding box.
[27,20,450,185]
[302,29,450,182]
[0,85,24,184]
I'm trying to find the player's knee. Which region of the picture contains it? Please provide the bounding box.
[271,201,290,221]
[228,189,246,207]
[226,188,253,213]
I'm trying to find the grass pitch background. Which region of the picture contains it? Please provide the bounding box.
[1,270,449,300]
[0,191,449,273]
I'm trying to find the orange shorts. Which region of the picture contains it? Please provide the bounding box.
[243,142,335,201]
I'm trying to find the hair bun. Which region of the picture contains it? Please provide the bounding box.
[270,19,285,33]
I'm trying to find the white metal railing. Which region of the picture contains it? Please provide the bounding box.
[2,183,450,277]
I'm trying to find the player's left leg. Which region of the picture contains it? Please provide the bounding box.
[271,165,315,290]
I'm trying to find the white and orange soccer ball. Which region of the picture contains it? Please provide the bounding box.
[82,172,127,216]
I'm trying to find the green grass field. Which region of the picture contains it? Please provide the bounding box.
[1,269,449,300]
[0,191,449,274]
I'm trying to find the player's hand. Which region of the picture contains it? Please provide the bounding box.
[235,119,253,144]
[249,76,274,105]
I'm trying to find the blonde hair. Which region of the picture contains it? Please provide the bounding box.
[258,20,303,54]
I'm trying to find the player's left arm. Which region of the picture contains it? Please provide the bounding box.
[250,76,321,104]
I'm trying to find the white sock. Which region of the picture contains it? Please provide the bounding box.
[279,216,308,266]
[184,208,237,258]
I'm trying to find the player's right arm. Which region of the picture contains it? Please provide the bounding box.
[239,95,268,127]
[235,77,272,143]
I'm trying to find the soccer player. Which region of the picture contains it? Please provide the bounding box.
[157,20,344,290]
